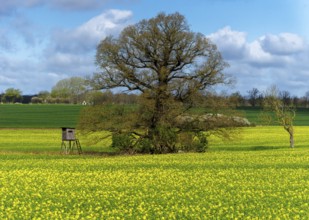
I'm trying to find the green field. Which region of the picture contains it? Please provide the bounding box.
[0,104,308,218]
[237,107,309,126]
[0,104,84,128]
[1,104,309,128]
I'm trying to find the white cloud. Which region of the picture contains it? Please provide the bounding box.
[259,33,305,55]
[44,52,95,76]
[208,26,247,59]
[0,55,41,93]
[208,27,305,66]
[42,9,132,80]
[209,26,309,96]
[77,9,132,37]
[47,9,132,54]
[72,9,132,50]
[0,9,133,94]
[245,41,272,63]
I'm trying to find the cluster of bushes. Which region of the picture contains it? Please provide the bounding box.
[111,130,208,154]
[31,97,71,104]
[30,90,139,105]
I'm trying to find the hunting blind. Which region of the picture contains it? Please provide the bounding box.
[61,127,82,154]
[62,127,75,141]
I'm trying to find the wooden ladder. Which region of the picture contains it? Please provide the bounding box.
[61,139,82,154]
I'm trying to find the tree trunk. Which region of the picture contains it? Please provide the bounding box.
[289,131,294,148]
[284,126,294,148]
[148,82,179,153]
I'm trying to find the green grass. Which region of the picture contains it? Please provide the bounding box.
[0,104,84,128]
[237,106,309,126]
[1,104,309,128]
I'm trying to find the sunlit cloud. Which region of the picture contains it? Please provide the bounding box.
[208,26,309,96]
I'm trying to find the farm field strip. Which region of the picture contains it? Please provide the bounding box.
[0,129,112,153]
[1,104,309,128]
[0,104,84,128]
[0,126,308,153]
[208,126,309,150]
[236,107,309,126]
[0,127,308,218]
[0,150,308,219]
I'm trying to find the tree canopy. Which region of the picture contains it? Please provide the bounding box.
[1,88,22,103]
[81,12,233,154]
[51,77,87,104]
[92,12,228,96]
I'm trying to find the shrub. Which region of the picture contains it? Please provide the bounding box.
[178,132,208,153]
[111,133,135,154]
[152,125,178,153]
[195,132,208,152]
[135,138,154,154]
[31,97,43,104]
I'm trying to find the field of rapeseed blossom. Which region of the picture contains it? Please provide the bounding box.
[0,127,308,219]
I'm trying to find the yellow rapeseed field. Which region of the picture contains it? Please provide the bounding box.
[0,127,308,219]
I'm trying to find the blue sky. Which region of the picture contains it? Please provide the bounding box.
[0,0,308,96]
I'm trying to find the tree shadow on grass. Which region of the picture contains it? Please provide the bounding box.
[250,146,284,151]
[213,146,285,152]
[81,151,120,156]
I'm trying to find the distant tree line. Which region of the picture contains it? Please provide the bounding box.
[0,88,23,103]
[2,83,309,108]
[231,88,309,108]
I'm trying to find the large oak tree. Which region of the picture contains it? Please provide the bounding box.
[83,12,231,153]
